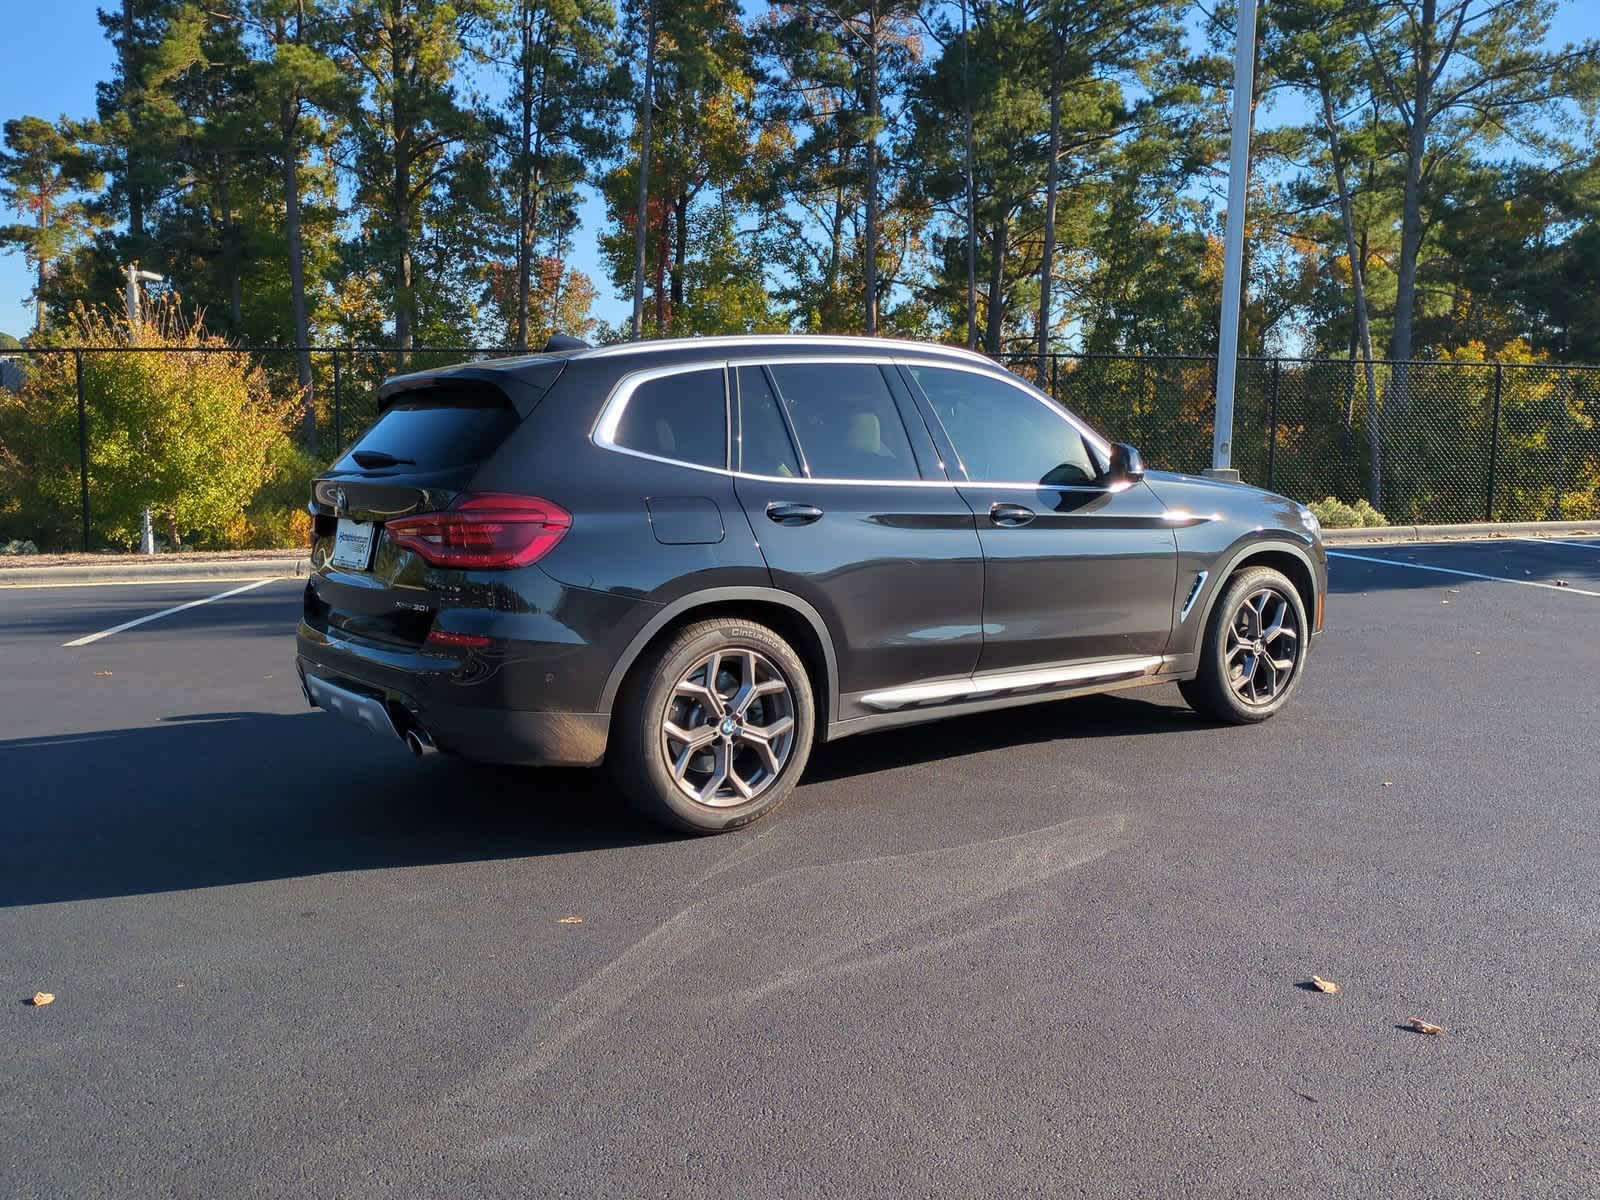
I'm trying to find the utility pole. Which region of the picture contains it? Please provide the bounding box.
[1208,0,1257,481]
[125,262,163,554]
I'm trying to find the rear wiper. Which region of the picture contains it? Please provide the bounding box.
[351,450,416,469]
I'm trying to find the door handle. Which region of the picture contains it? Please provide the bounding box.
[989,502,1036,527]
[766,501,824,526]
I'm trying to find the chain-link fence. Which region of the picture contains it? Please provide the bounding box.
[0,345,518,551]
[3,345,1598,552]
[1002,353,1600,526]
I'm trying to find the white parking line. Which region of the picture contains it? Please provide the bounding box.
[1327,551,1600,597]
[1510,535,1600,551]
[61,578,283,647]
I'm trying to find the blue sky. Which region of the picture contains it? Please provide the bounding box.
[2,2,1596,342]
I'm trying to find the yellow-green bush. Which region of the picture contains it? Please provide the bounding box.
[0,304,296,549]
[217,440,319,549]
[1308,496,1390,528]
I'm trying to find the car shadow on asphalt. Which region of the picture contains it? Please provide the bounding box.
[1,691,1202,908]
[0,711,663,908]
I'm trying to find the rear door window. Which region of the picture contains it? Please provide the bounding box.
[339,389,519,472]
[765,362,920,481]
[613,368,728,469]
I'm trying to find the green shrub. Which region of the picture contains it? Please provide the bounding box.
[0,304,296,550]
[1308,496,1390,528]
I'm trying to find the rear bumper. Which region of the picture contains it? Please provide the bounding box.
[295,624,609,767]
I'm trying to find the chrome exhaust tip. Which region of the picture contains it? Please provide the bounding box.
[403,726,438,758]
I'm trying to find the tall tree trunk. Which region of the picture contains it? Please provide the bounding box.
[630,0,656,340]
[549,228,567,331]
[1317,78,1380,506]
[1391,0,1436,370]
[282,7,314,446]
[863,0,879,336]
[283,102,315,446]
[653,201,670,335]
[219,172,241,331]
[1037,39,1062,380]
[394,141,413,361]
[961,0,976,348]
[670,192,687,318]
[123,0,144,243]
[35,200,47,331]
[823,175,844,329]
[515,2,535,351]
[983,218,1006,355]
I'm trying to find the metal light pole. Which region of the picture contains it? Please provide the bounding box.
[1208,0,1258,481]
[125,263,164,554]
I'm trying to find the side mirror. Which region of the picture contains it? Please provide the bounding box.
[1106,442,1145,486]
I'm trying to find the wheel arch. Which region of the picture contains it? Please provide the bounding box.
[1192,539,1320,640]
[599,587,840,727]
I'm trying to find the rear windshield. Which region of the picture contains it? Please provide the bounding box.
[337,389,519,472]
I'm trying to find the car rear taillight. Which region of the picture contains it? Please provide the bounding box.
[424,629,492,650]
[385,493,571,569]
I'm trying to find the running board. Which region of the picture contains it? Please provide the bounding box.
[860,656,1168,712]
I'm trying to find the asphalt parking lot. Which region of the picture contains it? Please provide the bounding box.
[3,536,1599,1198]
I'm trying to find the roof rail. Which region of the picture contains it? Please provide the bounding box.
[578,333,995,365]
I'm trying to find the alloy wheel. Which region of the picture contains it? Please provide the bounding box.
[1225,586,1301,705]
[660,648,797,806]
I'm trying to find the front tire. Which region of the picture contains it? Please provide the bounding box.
[1179,565,1308,724]
[610,619,815,834]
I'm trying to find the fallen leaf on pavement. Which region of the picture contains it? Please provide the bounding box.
[29,992,55,1007]
[557,915,584,924]
[1407,1017,1444,1035]
[1311,976,1340,994]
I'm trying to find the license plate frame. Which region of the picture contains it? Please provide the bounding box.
[331,519,377,570]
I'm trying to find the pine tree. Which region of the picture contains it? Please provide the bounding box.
[483,0,619,350]
[0,118,104,333]
[333,0,496,357]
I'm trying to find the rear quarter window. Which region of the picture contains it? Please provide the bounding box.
[610,368,729,469]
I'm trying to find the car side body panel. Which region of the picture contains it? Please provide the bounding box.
[735,474,985,717]
[955,480,1179,670]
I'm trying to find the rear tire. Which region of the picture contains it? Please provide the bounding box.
[1179,565,1308,724]
[610,619,815,834]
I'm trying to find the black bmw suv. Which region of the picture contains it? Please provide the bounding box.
[297,335,1326,832]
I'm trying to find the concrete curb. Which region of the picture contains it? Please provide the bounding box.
[1321,520,1599,545]
[0,557,310,588]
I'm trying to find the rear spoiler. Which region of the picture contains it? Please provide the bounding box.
[377,356,568,419]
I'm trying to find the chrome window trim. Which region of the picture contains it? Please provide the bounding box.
[592,355,1122,492]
